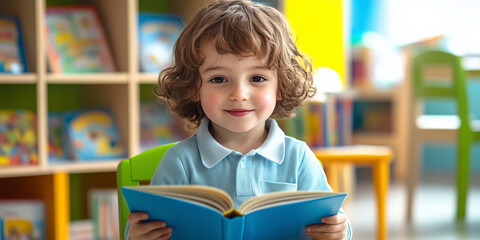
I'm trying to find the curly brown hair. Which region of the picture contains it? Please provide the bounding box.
[155,0,316,127]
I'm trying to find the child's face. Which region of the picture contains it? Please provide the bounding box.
[198,40,279,135]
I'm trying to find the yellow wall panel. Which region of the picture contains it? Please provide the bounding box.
[286,0,345,83]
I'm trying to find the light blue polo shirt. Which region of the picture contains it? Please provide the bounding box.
[127,118,352,239]
[151,118,333,207]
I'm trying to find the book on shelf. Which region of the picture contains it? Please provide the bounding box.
[334,98,353,146]
[63,108,126,160]
[0,110,37,167]
[48,112,68,162]
[350,47,373,90]
[89,189,119,240]
[0,15,28,74]
[138,13,184,73]
[70,219,94,240]
[353,101,392,133]
[45,6,116,73]
[278,98,352,148]
[0,199,45,240]
[121,185,347,240]
[0,217,4,240]
[140,101,189,151]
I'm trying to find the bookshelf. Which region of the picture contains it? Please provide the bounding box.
[344,43,408,180]
[0,0,222,239]
[350,85,409,181]
[0,0,350,239]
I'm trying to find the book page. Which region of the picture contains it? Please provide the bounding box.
[127,185,233,213]
[238,191,344,214]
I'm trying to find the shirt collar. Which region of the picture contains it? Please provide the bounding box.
[197,118,285,168]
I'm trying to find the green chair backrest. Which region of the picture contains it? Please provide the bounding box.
[116,142,177,240]
[412,50,470,132]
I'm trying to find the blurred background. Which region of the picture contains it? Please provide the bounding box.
[0,0,479,239]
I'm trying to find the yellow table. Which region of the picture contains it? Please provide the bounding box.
[314,145,393,240]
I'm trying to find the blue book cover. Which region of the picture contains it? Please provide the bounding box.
[121,185,347,240]
[63,108,126,160]
[0,217,4,240]
[138,13,184,73]
[0,15,28,74]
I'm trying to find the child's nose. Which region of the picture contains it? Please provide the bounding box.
[230,83,249,101]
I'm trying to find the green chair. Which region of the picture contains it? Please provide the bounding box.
[116,142,177,240]
[406,50,480,221]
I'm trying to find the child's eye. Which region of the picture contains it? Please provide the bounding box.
[251,76,266,82]
[210,76,227,83]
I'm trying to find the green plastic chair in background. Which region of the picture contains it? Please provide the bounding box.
[116,142,177,240]
[406,50,480,222]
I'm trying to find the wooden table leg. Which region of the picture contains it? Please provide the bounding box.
[325,163,340,192]
[373,161,389,240]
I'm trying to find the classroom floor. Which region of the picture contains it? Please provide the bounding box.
[347,170,480,240]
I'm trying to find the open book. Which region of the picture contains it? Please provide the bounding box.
[121,185,347,240]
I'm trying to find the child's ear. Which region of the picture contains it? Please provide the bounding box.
[192,93,200,102]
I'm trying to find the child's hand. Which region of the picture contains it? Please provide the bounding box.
[128,212,172,240]
[306,213,348,240]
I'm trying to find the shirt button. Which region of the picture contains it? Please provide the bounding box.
[241,161,246,168]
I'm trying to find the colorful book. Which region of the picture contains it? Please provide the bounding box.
[45,6,116,73]
[48,112,67,161]
[63,108,126,160]
[0,199,45,240]
[0,15,28,74]
[0,110,37,166]
[122,185,347,240]
[138,13,184,73]
[140,101,189,151]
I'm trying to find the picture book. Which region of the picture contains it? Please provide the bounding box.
[48,112,67,161]
[45,6,115,73]
[63,108,126,160]
[121,185,347,240]
[0,199,45,240]
[0,110,37,166]
[140,101,189,151]
[0,15,28,74]
[138,13,184,73]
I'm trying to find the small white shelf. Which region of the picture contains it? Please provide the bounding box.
[0,74,37,84]
[46,73,129,84]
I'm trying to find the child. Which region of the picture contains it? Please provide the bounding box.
[127,0,352,239]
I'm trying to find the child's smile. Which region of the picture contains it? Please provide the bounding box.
[224,108,253,117]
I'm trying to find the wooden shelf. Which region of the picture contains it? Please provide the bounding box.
[351,132,396,146]
[0,166,55,178]
[350,81,408,181]
[138,73,159,84]
[0,160,120,178]
[0,74,37,83]
[47,160,121,173]
[46,73,129,84]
